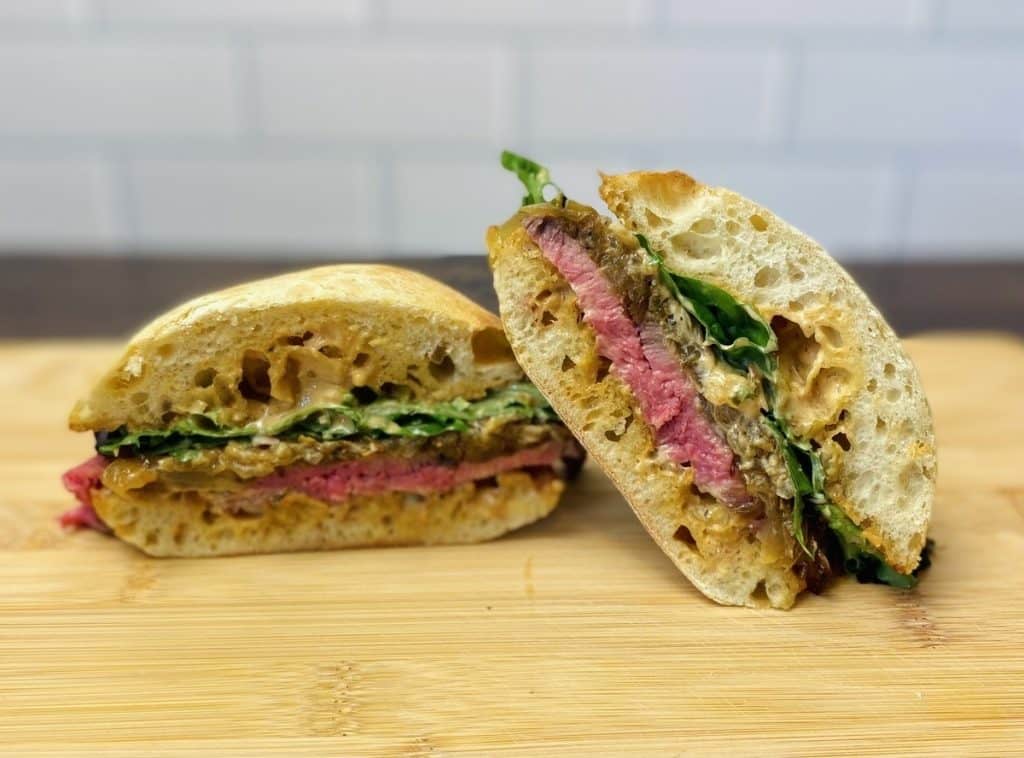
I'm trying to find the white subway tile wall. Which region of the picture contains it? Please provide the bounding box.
[0,1,88,24]
[941,1,1024,31]
[386,0,650,28]
[527,47,786,142]
[96,0,367,27]
[0,157,115,247]
[666,1,922,29]
[256,44,505,141]
[391,157,523,254]
[797,47,1024,144]
[0,0,1020,260]
[128,156,375,252]
[907,169,1024,253]
[0,42,240,138]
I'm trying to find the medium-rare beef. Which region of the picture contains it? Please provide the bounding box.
[532,210,792,505]
[523,214,750,506]
[61,441,580,530]
[59,455,112,532]
[249,440,567,503]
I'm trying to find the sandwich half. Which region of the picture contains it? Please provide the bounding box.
[61,264,582,557]
[487,153,935,608]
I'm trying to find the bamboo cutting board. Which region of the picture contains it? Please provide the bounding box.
[0,334,1022,756]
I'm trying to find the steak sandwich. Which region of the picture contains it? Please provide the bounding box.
[487,153,935,608]
[62,265,582,557]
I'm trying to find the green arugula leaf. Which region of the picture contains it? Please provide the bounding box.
[500,150,564,207]
[816,502,924,588]
[96,383,556,458]
[765,414,921,587]
[764,413,815,557]
[635,234,777,375]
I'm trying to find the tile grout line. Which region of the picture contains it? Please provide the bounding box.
[779,39,804,155]
[889,152,919,258]
[373,147,395,255]
[233,34,262,147]
[103,146,140,257]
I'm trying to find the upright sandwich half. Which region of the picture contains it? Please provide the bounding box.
[62,265,582,557]
[487,154,935,608]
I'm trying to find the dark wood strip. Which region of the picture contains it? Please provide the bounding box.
[1,255,1020,338]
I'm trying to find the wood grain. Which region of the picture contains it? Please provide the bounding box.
[0,334,1022,755]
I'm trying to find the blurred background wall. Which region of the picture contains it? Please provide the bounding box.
[0,0,1021,262]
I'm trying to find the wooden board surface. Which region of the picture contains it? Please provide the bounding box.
[1,334,1022,756]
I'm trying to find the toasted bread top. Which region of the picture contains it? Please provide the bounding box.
[70,265,524,433]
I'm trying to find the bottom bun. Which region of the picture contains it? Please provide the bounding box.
[93,470,564,558]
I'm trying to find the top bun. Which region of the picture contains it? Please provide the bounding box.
[70,265,523,433]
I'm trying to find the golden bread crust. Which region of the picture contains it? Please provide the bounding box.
[70,265,523,433]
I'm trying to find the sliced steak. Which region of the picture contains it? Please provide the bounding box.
[60,440,581,529]
[523,214,750,506]
[62,454,107,504]
[58,502,110,532]
[247,439,569,504]
[59,455,111,532]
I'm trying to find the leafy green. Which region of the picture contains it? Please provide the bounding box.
[637,234,924,588]
[96,383,556,459]
[815,502,930,588]
[635,234,777,374]
[500,150,564,207]
[766,404,922,586]
[764,413,821,557]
